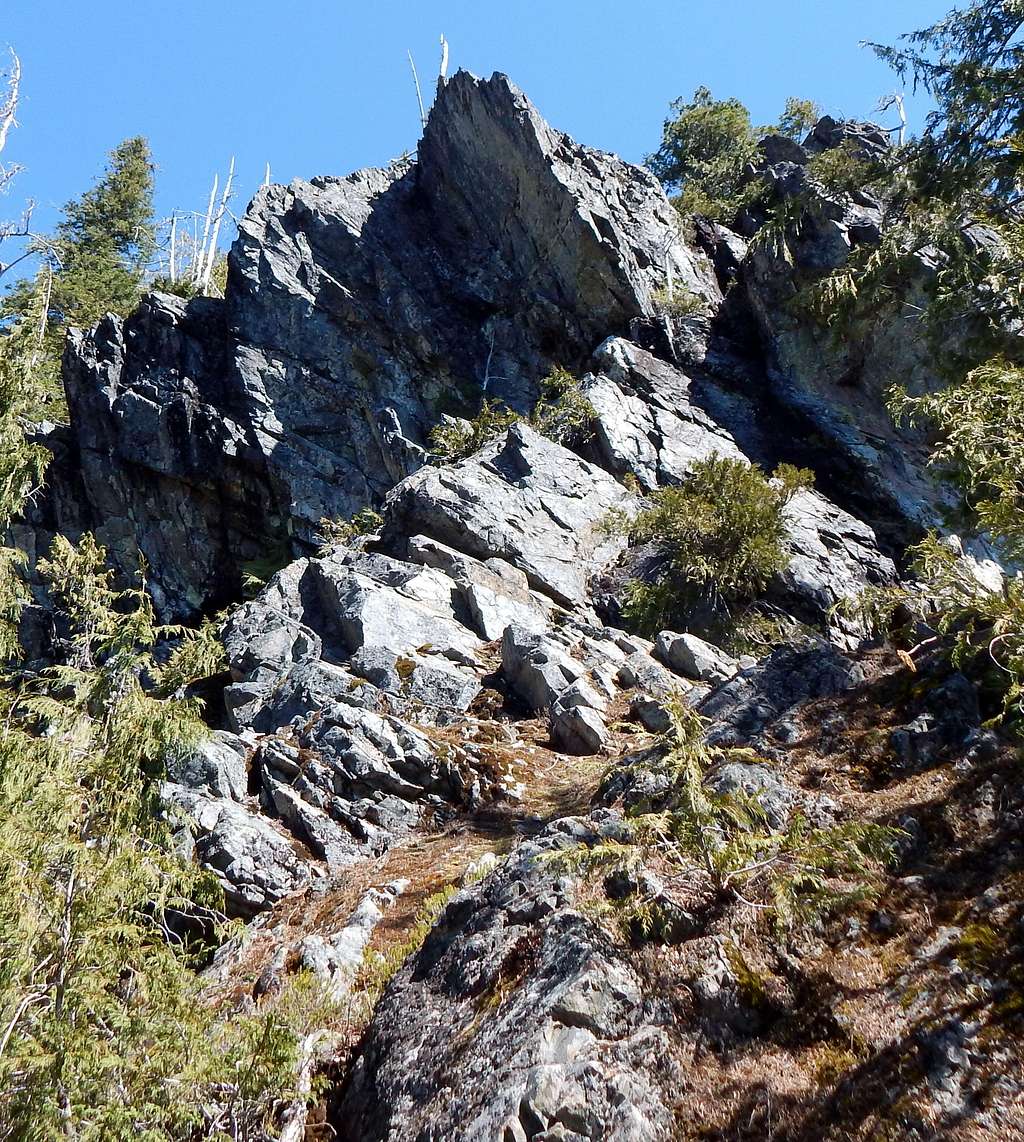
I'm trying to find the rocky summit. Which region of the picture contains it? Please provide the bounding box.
[10,64,1024,1142]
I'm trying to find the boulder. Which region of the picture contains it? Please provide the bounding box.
[549,689,609,755]
[655,631,738,684]
[165,731,251,802]
[334,832,679,1140]
[501,625,591,711]
[162,785,311,917]
[382,423,639,607]
[584,337,744,490]
[310,548,482,665]
[406,534,552,640]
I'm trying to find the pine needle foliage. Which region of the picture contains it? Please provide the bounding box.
[891,358,1024,561]
[646,86,761,222]
[842,533,1024,724]
[0,534,300,1139]
[0,274,52,661]
[562,701,900,937]
[621,457,813,634]
[648,89,824,222]
[868,0,1024,210]
[2,137,156,418]
[316,507,385,552]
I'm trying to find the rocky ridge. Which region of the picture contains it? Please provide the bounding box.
[23,70,1023,1140]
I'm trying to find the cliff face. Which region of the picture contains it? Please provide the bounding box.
[40,71,945,621]
[42,72,716,618]
[30,72,1024,1139]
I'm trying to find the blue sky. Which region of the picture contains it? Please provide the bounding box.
[2,0,946,246]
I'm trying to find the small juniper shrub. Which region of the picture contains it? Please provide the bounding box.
[428,367,595,462]
[650,285,707,320]
[620,456,813,635]
[316,507,384,551]
[428,399,520,463]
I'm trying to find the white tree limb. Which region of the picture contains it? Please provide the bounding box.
[201,156,234,293]
[193,172,218,286]
[0,50,21,158]
[408,50,426,131]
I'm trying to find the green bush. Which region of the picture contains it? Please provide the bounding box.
[317,506,385,550]
[429,367,595,462]
[552,701,900,937]
[650,286,707,320]
[805,140,888,201]
[528,365,595,446]
[622,457,813,634]
[428,399,520,463]
[776,96,821,141]
[646,86,760,223]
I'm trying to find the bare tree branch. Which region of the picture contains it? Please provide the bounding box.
[0,50,21,159]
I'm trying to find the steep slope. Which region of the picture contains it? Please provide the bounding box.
[20,69,1023,1141]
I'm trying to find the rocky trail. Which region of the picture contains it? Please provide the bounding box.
[14,68,1024,1140]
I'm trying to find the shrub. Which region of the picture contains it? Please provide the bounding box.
[429,367,595,462]
[553,701,900,936]
[317,506,384,550]
[528,365,595,446]
[650,285,707,320]
[428,399,520,463]
[776,97,821,141]
[890,357,1024,562]
[646,86,760,222]
[842,533,1024,726]
[622,457,813,633]
[805,140,887,201]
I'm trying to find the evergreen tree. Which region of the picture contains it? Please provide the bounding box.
[2,137,156,414]
[0,276,51,659]
[869,0,1024,211]
[648,90,823,221]
[0,535,302,1139]
[646,86,758,221]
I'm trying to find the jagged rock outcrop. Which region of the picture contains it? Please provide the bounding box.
[22,60,1011,1137]
[735,121,959,543]
[42,72,717,618]
[334,820,680,1141]
[381,422,639,607]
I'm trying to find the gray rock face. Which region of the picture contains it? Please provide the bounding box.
[501,625,591,711]
[406,534,552,640]
[165,730,251,802]
[775,486,898,644]
[46,71,712,619]
[335,832,678,1141]
[584,337,744,490]
[700,644,866,748]
[655,631,738,684]
[162,784,311,917]
[736,117,972,544]
[383,423,639,607]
